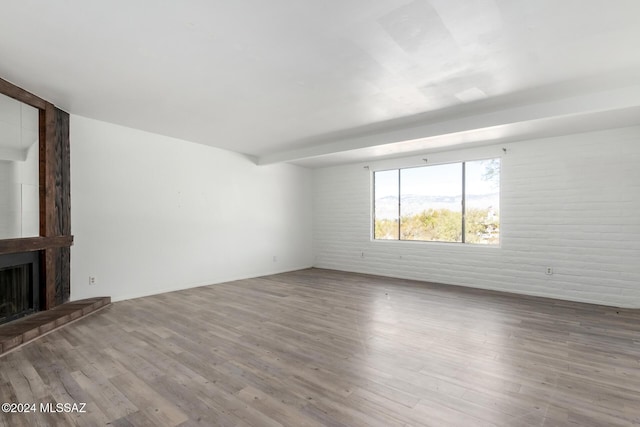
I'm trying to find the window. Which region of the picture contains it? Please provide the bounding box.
[373,158,500,244]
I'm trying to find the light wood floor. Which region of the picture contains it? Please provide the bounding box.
[1,268,640,426]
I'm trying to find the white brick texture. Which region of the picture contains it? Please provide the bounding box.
[312,127,640,308]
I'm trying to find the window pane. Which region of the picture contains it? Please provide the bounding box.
[465,159,500,244]
[374,170,399,240]
[400,163,462,242]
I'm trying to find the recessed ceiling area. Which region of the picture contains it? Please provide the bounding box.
[1,1,639,166]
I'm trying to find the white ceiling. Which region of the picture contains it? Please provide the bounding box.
[1,0,639,167]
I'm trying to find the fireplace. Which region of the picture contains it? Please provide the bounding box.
[0,252,40,325]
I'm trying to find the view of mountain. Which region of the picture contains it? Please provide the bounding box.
[375,193,500,219]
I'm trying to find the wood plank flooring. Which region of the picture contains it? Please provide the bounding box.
[1,268,640,426]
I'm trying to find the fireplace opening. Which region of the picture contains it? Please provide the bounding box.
[0,252,40,325]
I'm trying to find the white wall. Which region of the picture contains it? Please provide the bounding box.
[0,141,39,238]
[0,160,20,237]
[71,115,313,302]
[313,126,640,308]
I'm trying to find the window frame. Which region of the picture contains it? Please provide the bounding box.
[372,157,501,245]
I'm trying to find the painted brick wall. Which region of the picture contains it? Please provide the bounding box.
[312,126,640,308]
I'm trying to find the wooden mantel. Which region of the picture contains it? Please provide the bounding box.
[0,236,74,256]
[1,77,73,310]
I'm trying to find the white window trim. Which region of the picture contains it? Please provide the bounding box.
[370,153,503,246]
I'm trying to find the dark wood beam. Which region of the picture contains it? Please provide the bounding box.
[0,236,74,256]
[0,77,47,110]
[40,105,72,308]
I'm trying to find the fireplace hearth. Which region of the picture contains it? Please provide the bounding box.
[0,252,40,325]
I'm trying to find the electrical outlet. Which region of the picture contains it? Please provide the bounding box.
[89,276,97,286]
[272,255,277,262]
[545,267,553,275]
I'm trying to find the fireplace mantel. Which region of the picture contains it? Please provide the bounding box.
[0,236,74,256]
